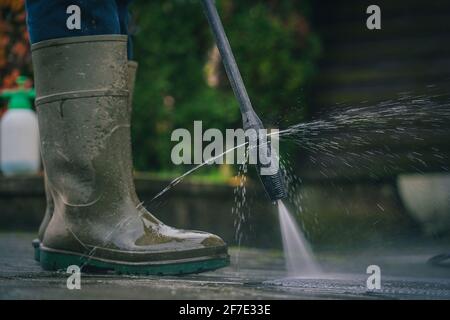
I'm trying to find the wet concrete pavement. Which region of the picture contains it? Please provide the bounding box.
[0,232,449,299]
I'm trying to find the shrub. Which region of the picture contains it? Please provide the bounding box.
[131,0,321,172]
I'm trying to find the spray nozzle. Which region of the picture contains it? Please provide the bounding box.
[243,109,287,202]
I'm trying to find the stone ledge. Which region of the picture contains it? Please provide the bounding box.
[0,174,237,197]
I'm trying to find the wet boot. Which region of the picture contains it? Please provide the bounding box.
[31,174,53,261]
[32,60,139,262]
[32,35,229,275]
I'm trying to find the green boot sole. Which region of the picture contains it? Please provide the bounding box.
[32,239,41,262]
[40,247,230,275]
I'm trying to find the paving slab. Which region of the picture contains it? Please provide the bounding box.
[0,232,449,299]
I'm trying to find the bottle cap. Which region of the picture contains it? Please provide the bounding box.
[0,75,35,110]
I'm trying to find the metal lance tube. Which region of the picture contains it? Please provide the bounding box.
[201,0,287,201]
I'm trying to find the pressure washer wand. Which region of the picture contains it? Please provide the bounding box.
[201,0,287,201]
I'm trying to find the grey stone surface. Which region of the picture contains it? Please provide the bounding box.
[0,232,449,299]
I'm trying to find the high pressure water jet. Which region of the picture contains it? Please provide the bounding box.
[202,0,287,201]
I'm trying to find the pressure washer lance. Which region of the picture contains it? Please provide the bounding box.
[202,0,287,201]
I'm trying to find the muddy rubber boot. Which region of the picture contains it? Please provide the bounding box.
[32,60,139,262]
[32,35,229,275]
[31,173,53,262]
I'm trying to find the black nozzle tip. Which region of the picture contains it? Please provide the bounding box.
[258,170,287,202]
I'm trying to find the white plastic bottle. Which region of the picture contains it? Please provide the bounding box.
[1,80,40,176]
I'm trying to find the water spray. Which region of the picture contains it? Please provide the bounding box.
[202,0,287,201]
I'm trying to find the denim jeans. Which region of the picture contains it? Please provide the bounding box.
[25,0,133,58]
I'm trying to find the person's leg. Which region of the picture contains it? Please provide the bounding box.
[25,0,120,44]
[32,60,138,262]
[28,1,229,274]
[28,0,120,260]
[31,0,135,261]
[116,0,134,59]
[26,0,134,57]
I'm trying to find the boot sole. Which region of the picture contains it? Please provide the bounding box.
[40,246,230,275]
[32,239,41,262]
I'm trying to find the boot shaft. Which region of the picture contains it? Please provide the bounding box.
[32,35,128,103]
[37,60,138,242]
[32,35,135,215]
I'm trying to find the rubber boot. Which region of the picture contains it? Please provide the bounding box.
[32,60,139,262]
[32,35,229,275]
[31,173,53,261]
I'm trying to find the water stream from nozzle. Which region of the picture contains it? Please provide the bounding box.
[277,200,321,277]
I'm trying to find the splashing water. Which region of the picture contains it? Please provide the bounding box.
[276,96,450,176]
[277,200,321,277]
[150,94,450,204]
[231,153,249,268]
[232,157,249,247]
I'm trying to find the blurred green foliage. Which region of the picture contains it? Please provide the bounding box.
[131,0,321,172]
[0,0,33,116]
